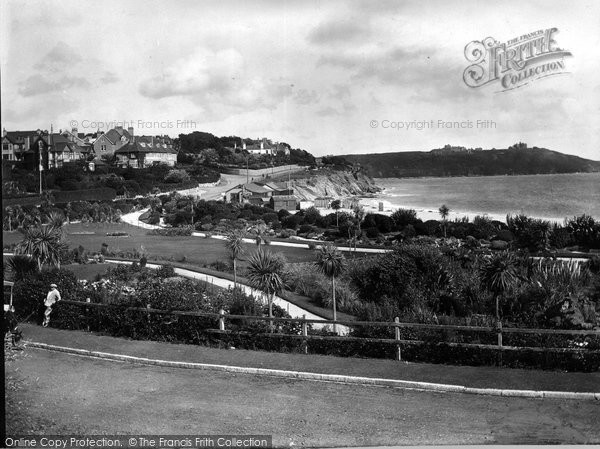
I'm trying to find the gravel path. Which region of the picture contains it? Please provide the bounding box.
[6,347,600,445]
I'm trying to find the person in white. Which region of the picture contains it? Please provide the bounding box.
[43,283,61,327]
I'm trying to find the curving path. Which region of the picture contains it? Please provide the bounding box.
[120,208,389,253]
[104,258,350,335]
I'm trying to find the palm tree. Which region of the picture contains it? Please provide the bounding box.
[480,252,519,335]
[7,255,38,281]
[225,230,245,288]
[439,204,450,238]
[4,206,14,231]
[315,244,346,332]
[254,223,268,247]
[45,211,65,229]
[352,205,365,252]
[331,199,341,227]
[246,248,286,329]
[15,225,66,271]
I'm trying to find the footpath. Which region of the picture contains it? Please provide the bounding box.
[20,323,600,399]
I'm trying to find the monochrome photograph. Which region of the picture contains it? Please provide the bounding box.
[2,0,600,447]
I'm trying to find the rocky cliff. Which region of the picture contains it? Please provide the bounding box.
[282,169,380,201]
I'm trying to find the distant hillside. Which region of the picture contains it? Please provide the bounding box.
[343,147,600,178]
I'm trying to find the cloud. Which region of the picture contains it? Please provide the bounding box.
[308,19,371,45]
[318,45,480,103]
[17,42,111,97]
[139,48,295,113]
[19,74,90,96]
[33,42,83,72]
[293,89,320,105]
[101,71,119,84]
[316,106,340,117]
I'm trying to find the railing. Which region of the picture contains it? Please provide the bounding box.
[57,299,600,362]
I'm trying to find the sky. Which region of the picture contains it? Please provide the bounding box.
[1,0,599,159]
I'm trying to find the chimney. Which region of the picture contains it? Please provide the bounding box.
[128,127,134,138]
[234,141,237,150]
[260,139,264,150]
[242,140,246,150]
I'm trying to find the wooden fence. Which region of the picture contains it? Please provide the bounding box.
[59,299,600,361]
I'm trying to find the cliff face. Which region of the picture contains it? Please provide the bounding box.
[288,170,380,201]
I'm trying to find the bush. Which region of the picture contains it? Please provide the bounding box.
[164,169,191,184]
[147,227,193,236]
[391,208,418,228]
[13,268,81,321]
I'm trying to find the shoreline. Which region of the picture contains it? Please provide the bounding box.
[314,195,568,225]
[358,173,600,224]
[358,195,567,224]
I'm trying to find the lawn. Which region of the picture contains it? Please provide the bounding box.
[62,263,112,281]
[3,222,328,269]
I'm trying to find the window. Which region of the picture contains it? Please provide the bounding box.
[2,144,9,151]
[101,145,107,152]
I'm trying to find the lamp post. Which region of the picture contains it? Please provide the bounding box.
[38,139,44,195]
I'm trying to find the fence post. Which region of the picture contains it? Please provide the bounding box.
[302,314,308,355]
[497,320,503,367]
[219,309,225,331]
[497,321,503,347]
[394,317,401,361]
[85,298,91,332]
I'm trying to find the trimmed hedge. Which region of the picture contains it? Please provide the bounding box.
[42,298,600,372]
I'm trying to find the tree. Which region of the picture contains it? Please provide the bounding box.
[315,244,346,332]
[352,205,366,252]
[253,222,268,247]
[331,199,341,227]
[246,249,286,329]
[480,252,519,337]
[439,204,450,238]
[15,225,66,271]
[4,206,14,231]
[45,211,65,229]
[225,230,245,288]
[7,255,38,281]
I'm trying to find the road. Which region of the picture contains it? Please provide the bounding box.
[6,348,600,446]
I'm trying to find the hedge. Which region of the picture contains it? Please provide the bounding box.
[41,298,600,372]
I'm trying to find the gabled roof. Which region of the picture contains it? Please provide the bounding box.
[115,141,177,154]
[51,140,89,154]
[103,129,122,144]
[271,195,297,201]
[3,131,41,144]
[263,182,288,192]
[243,183,270,194]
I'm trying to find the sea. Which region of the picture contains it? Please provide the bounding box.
[366,172,600,223]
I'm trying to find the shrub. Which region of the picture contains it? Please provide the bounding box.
[147,227,193,236]
[156,264,176,278]
[13,268,81,321]
[566,215,600,249]
[391,208,418,228]
[164,169,191,184]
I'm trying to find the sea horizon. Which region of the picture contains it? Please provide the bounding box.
[367,172,600,224]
